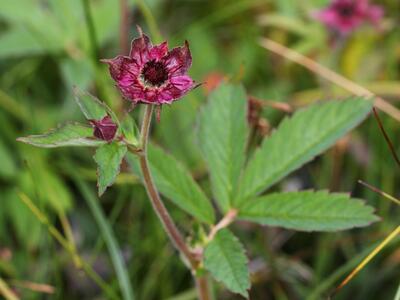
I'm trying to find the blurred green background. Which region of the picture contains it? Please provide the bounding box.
[0,0,399,299]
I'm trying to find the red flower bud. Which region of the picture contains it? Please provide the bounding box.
[90,115,118,141]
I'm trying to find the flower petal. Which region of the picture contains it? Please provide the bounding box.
[157,88,178,104]
[314,0,383,34]
[157,76,195,104]
[129,33,152,65]
[163,41,192,76]
[150,41,168,61]
[366,5,384,24]
[170,75,194,92]
[102,56,140,87]
[118,81,145,102]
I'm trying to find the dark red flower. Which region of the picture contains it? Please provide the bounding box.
[315,0,383,35]
[102,29,195,105]
[90,115,118,141]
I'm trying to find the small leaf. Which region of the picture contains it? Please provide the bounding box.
[239,191,378,231]
[73,86,110,121]
[17,123,104,148]
[120,114,140,146]
[204,229,250,297]
[235,99,372,205]
[126,145,215,224]
[94,142,127,196]
[198,83,249,212]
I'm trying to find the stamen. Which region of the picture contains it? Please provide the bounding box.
[141,60,168,87]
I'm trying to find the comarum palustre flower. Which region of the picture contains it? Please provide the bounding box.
[102,27,195,105]
[315,0,383,35]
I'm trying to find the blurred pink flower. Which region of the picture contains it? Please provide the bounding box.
[90,115,118,141]
[315,0,383,35]
[102,28,195,105]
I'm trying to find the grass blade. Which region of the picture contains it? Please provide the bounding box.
[74,178,135,300]
[0,278,19,300]
[333,225,400,297]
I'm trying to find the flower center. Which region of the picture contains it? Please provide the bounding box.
[141,60,168,87]
[336,4,355,17]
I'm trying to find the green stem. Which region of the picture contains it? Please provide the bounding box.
[195,275,212,300]
[82,0,100,61]
[129,4,212,297]
[134,105,198,269]
[136,0,163,43]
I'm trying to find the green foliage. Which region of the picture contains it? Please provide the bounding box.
[2,188,43,249]
[17,123,105,148]
[73,87,110,121]
[239,190,378,231]
[204,229,250,297]
[198,83,249,212]
[0,26,46,58]
[127,145,215,224]
[235,99,373,205]
[4,0,400,298]
[94,142,127,196]
[120,114,140,147]
[0,138,17,179]
[76,179,135,300]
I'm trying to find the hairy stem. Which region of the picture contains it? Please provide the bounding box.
[137,105,198,269]
[195,275,212,300]
[207,209,238,242]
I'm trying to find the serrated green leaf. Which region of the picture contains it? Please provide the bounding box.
[73,87,110,120]
[239,190,378,231]
[198,83,249,212]
[236,99,372,205]
[126,145,215,224]
[120,114,140,146]
[204,229,250,297]
[17,123,105,148]
[94,142,127,196]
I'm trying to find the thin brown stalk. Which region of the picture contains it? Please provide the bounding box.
[259,37,400,122]
[358,180,400,206]
[249,95,293,113]
[372,107,400,168]
[9,281,54,294]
